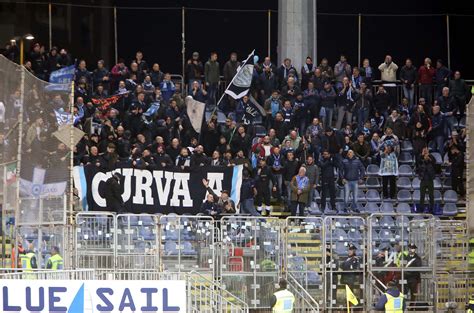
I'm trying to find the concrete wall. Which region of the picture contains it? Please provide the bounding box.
[278,0,316,72]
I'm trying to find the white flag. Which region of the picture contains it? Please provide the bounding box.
[186,96,205,133]
[224,50,255,99]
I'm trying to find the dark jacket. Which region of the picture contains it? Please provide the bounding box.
[437,95,457,114]
[400,65,417,86]
[204,60,220,84]
[341,157,365,181]
[435,66,451,87]
[319,87,337,108]
[429,112,444,137]
[318,157,338,180]
[104,176,124,213]
[223,60,240,82]
[416,154,436,181]
[282,159,300,181]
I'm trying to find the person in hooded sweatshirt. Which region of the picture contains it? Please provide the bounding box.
[374,280,406,312]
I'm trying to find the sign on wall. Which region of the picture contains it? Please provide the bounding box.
[0,280,186,313]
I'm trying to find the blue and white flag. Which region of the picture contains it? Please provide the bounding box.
[224,50,255,99]
[19,167,67,198]
[49,65,75,84]
[54,109,72,126]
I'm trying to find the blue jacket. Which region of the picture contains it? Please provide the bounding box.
[341,157,365,181]
[374,288,406,311]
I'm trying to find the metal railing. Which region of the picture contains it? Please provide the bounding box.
[0,268,96,280]
[287,272,320,312]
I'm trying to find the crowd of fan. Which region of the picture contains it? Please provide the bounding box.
[1,44,470,216]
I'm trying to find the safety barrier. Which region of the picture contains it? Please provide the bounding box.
[0,268,96,280]
[324,216,366,312]
[63,213,468,311]
[159,215,215,273]
[284,217,324,307]
[220,216,281,308]
[367,213,436,311]
[116,214,159,270]
[74,212,115,269]
[435,220,469,272]
[17,195,67,226]
[436,271,474,311]
[287,272,321,312]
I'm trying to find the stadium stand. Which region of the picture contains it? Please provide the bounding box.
[1,45,473,312]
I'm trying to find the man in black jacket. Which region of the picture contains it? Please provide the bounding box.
[416,148,436,212]
[449,146,465,198]
[104,172,124,213]
[255,157,277,215]
[318,150,338,213]
[400,58,417,106]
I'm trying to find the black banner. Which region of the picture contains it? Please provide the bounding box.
[79,164,241,214]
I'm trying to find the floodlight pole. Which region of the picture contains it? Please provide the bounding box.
[49,2,52,50]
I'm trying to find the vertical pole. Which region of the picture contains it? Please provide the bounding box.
[446,15,451,69]
[15,66,25,270]
[182,7,186,85]
[20,39,24,66]
[113,6,118,64]
[48,2,52,50]
[313,0,317,62]
[267,10,271,58]
[69,81,74,225]
[358,14,362,67]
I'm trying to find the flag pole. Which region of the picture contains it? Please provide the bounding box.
[211,49,255,117]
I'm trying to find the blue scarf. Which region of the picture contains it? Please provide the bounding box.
[296,175,309,190]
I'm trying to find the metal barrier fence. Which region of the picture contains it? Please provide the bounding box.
[435,220,469,272]
[116,213,159,270]
[220,216,281,309]
[159,215,215,273]
[367,213,436,312]
[17,196,67,226]
[324,216,366,312]
[75,212,115,269]
[65,213,470,311]
[284,217,324,307]
[436,271,474,312]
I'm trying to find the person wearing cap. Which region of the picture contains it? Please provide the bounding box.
[405,243,422,301]
[186,52,203,93]
[202,179,236,214]
[270,278,295,313]
[104,172,124,214]
[340,244,361,294]
[255,157,277,215]
[374,280,406,312]
[46,246,64,270]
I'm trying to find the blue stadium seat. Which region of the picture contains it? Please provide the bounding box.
[313,189,321,201]
[348,229,362,241]
[182,241,197,255]
[399,152,414,164]
[335,242,348,255]
[395,216,410,227]
[433,178,442,189]
[366,177,381,189]
[307,271,321,284]
[396,177,412,189]
[331,229,348,241]
[396,203,411,214]
[401,140,413,152]
[164,241,179,255]
[379,216,395,228]
[443,190,458,203]
[366,189,381,202]
[443,203,458,216]
[365,202,379,214]
[380,202,394,213]
[397,190,412,202]
[398,165,414,177]
[357,189,366,202]
[366,164,380,176]
[379,229,394,242]
[411,177,421,189]
[431,152,443,164]
[434,190,442,202]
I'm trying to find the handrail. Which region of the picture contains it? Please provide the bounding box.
[188,269,249,312]
[287,272,320,312]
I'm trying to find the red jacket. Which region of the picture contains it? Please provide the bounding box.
[418,65,436,84]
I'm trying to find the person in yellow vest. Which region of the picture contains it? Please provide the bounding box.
[374,280,406,312]
[19,242,37,273]
[466,294,474,313]
[270,278,295,313]
[46,246,64,270]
